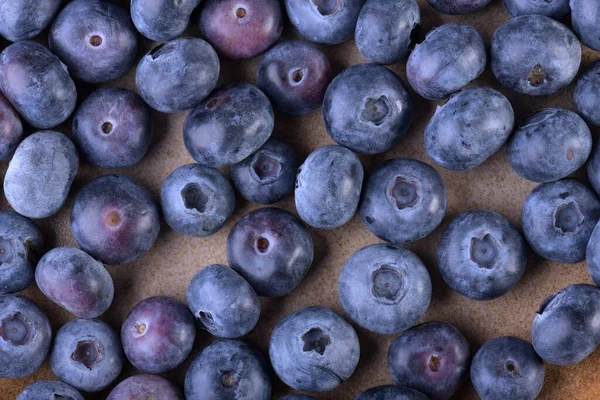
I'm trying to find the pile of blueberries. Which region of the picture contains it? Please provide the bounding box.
[2,0,600,399]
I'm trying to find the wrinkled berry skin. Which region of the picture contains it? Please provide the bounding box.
[0,41,77,129]
[200,0,283,59]
[356,386,430,400]
[185,339,272,400]
[50,318,124,392]
[16,381,84,400]
[438,210,527,301]
[161,164,235,237]
[586,221,600,286]
[522,179,600,263]
[71,175,161,266]
[269,306,360,392]
[503,0,570,20]
[257,40,332,115]
[339,244,432,334]
[35,247,114,319]
[508,108,591,183]
[231,139,299,204]
[187,264,260,338]
[227,207,314,297]
[571,0,600,52]
[0,211,43,294]
[407,23,486,100]
[388,321,470,400]
[0,0,62,42]
[574,61,600,127]
[0,93,23,161]
[296,145,364,229]
[136,38,220,113]
[360,158,447,245]
[4,131,79,219]
[285,0,366,45]
[491,15,581,96]
[425,87,514,171]
[108,374,183,400]
[184,82,274,167]
[425,0,492,14]
[471,336,545,400]
[323,64,412,154]
[532,284,600,365]
[0,295,52,378]
[131,0,201,41]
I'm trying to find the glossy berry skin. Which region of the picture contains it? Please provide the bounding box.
[0,211,43,295]
[285,0,366,45]
[257,40,332,115]
[356,386,430,400]
[532,284,600,365]
[295,145,364,229]
[185,339,271,400]
[231,139,299,204]
[571,0,600,52]
[471,336,545,400]
[71,175,161,266]
[35,247,114,319]
[586,221,600,286]
[360,158,447,245]
[491,15,581,96]
[16,381,84,400]
[184,82,274,167]
[121,296,196,374]
[0,93,23,161]
[425,88,514,171]
[503,0,570,20]
[227,207,314,297]
[339,244,432,334]
[0,295,52,378]
[407,23,486,100]
[136,38,220,113]
[323,64,412,154]
[0,0,62,42]
[388,321,470,400]
[50,318,124,392]
[4,131,79,219]
[187,264,260,338]
[131,0,201,41]
[108,374,183,400]
[426,0,492,14]
[269,306,360,392]
[0,41,77,129]
[508,108,591,183]
[200,0,283,60]
[522,179,600,263]
[574,61,600,127]
[161,164,235,237]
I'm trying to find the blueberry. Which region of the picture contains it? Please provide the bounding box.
[0,295,52,378]
[131,0,201,41]
[0,41,77,128]
[285,0,366,45]
[50,318,124,392]
[0,92,22,161]
[508,108,591,183]
[339,244,432,334]
[35,247,114,319]
[491,15,581,96]
[571,0,600,51]
[72,87,153,168]
[200,0,283,60]
[503,0,570,20]
[295,145,364,229]
[269,306,360,392]
[257,40,332,115]
[586,221,600,286]
[279,396,317,400]
[360,158,447,245]
[16,381,83,400]
[407,23,486,100]
[121,296,196,374]
[108,375,184,400]
[471,336,545,400]
[184,82,274,167]
[227,207,314,297]
[71,174,161,266]
[323,64,412,154]
[187,264,260,338]
[161,164,235,237]
[0,211,43,294]
[185,339,272,400]
[532,284,600,365]
[355,385,430,400]
[425,0,492,14]
[574,60,600,127]
[136,38,220,113]
[388,321,470,400]
[0,0,62,42]
[589,142,600,196]
[438,210,527,300]
[355,0,420,64]
[521,179,600,263]
[4,131,78,219]
[425,87,515,171]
